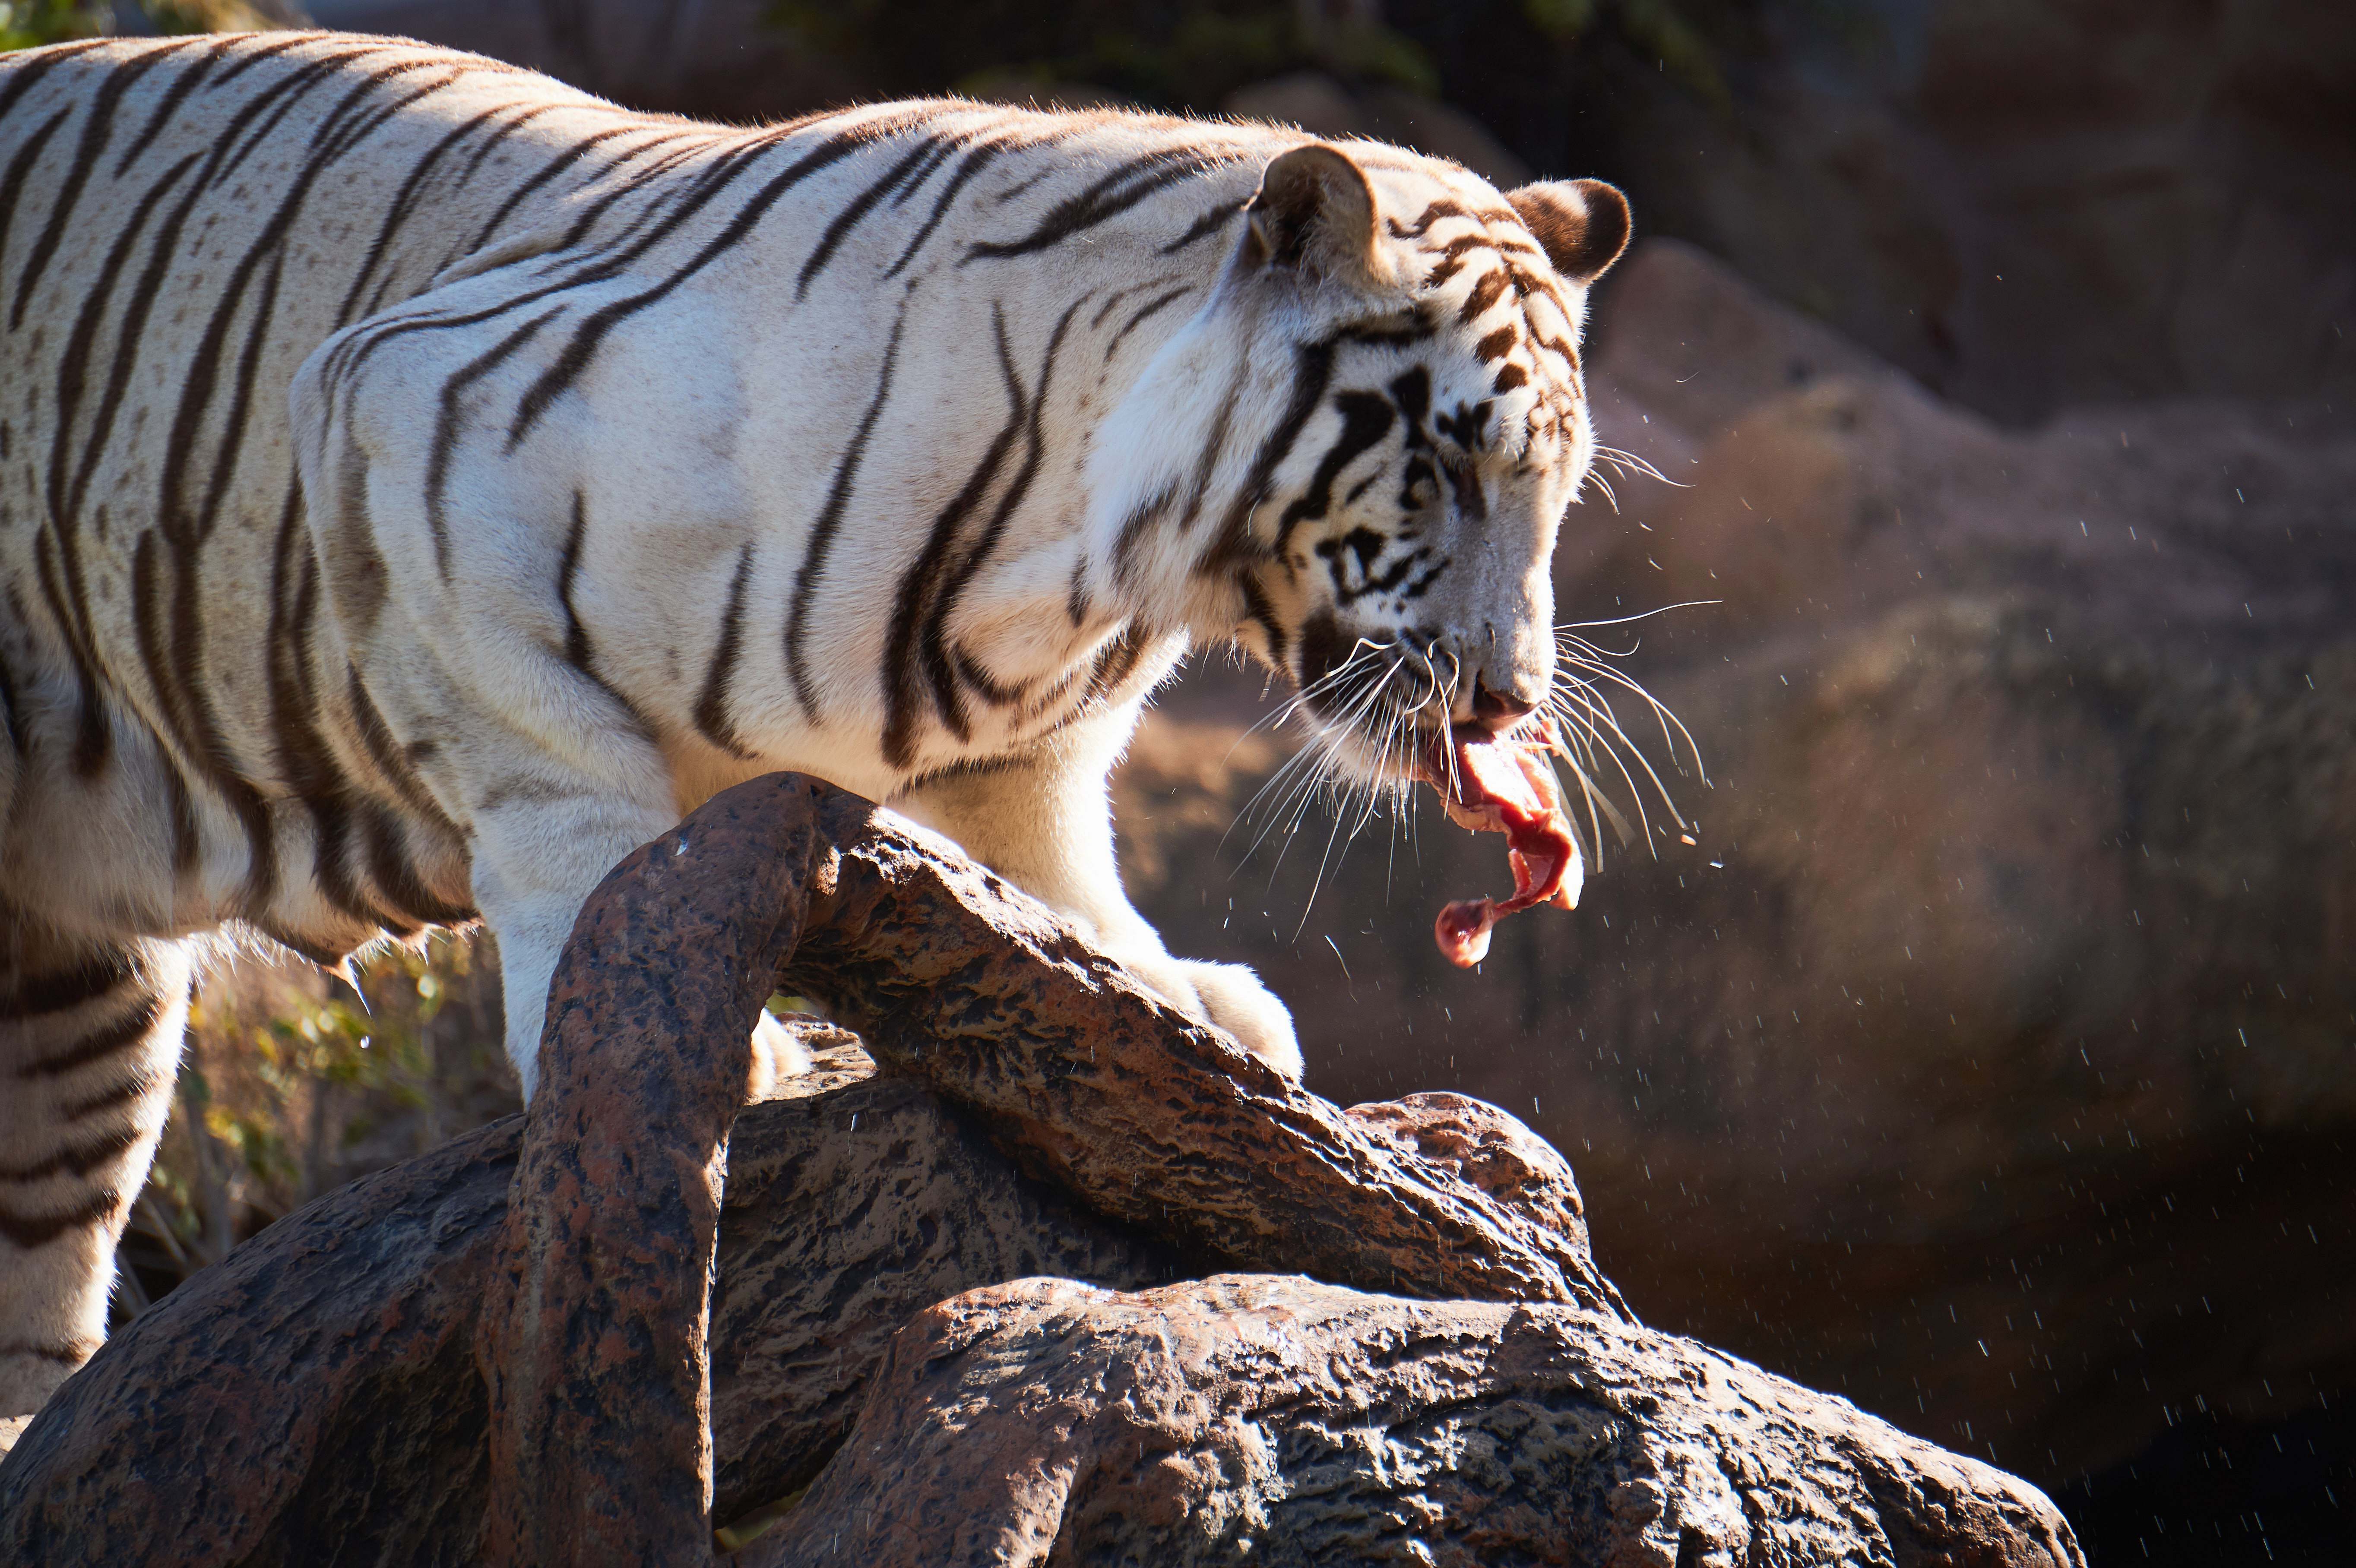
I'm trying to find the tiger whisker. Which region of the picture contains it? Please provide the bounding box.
[1592,443,1681,487]
[1553,650,1706,781]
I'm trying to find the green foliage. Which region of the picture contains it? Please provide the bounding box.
[1,0,297,52]
[0,0,108,52]
[120,935,518,1320]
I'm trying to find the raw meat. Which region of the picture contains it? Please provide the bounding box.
[1423,721,1583,967]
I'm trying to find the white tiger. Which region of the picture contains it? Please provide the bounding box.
[0,31,1630,1439]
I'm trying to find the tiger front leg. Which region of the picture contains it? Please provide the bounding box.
[892,713,1303,1080]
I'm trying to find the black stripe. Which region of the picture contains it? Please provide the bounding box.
[1274,391,1395,551]
[0,638,22,756]
[426,307,561,579]
[1102,283,1191,362]
[0,1187,121,1249]
[7,39,192,330]
[56,143,207,542]
[0,1122,142,1182]
[1088,278,1151,330]
[1159,197,1244,255]
[215,45,402,184]
[542,134,722,256]
[785,306,907,717]
[266,515,396,933]
[964,147,1248,263]
[126,531,206,872]
[1083,626,1147,704]
[36,148,203,787]
[1238,572,1287,665]
[883,308,1026,768]
[881,136,1004,279]
[28,529,108,777]
[137,306,286,902]
[1205,339,1338,576]
[50,141,198,533]
[557,490,598,674]
[15,996,163,1081]
[0,106,72,267]
[161,711,202,876]
[951,647,1025,707]
[691,542,758,759]
[1458,267,1512,323]
[462,124,651,254]
[1110,482,1178,586]
[919,298,1083,740]
[508,112,936,449]
[456,99,558,183]
[0,35,116,126]
[1386,199,1469,242]
[43,145,197,680]
[1331,310,1439,348]
[209,29,325,86]
[549,496,657,740]
[140,61,486,859]
[111,34,236,177]
[344,663,462,835]
[219,45,424,182]
[0,951,132,1021]
[796,132,942,298]
[360,805,472,929]
[890,136,958,206]
[333,101,514,329]
[61,1065,161,1121]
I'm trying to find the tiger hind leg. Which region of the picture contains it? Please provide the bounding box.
[0,927,190,1454]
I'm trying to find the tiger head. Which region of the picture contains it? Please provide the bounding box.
[1092,142,1631,790]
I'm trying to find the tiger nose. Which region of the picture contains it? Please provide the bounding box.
[1469,675,1539,733]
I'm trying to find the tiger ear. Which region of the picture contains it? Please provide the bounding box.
[1246,144,1381,286]
[1505,178,1631,285]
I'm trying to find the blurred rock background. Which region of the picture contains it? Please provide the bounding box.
[13,1,2349,1561]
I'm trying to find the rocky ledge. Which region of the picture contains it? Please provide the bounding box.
[0,775,2083,1566]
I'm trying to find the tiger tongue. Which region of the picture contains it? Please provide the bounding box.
[1426,727,1584,968]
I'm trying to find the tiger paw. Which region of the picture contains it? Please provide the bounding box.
[748,1009,814,1102]
[1140,955,1302,1080]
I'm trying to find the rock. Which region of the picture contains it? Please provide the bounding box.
[0,776,2077,1564]
[747,1274,2081,1567]
[1564,0,2356,421]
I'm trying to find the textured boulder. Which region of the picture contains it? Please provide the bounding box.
[750,1274,2080,1568]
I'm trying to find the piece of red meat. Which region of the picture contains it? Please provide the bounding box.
[1423,722,1583,967]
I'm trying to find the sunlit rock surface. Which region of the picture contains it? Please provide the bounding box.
[1121,238,2356,1494]
[748,1274,2082,1568]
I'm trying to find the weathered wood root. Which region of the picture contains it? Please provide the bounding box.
[0,775,2083,1565]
